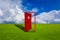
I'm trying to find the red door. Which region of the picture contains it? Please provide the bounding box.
[24,12,31,32]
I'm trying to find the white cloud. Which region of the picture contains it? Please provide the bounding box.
[32,8,38,12]
[0,9,3,16]
[0,19,3,23]
[0,0,60,24]
[54,19,60,22]
[4,5,24,23]
[4,17,12,21]
[0,0,22,9]
[36,10,60,23]
[0,0,24,23]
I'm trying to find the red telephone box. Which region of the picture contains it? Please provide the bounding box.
[24,12,31,32]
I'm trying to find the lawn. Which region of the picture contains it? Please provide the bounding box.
[0,24,60,40]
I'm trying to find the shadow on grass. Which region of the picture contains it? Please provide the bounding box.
[15,24,35,32]
[15,24,24,31]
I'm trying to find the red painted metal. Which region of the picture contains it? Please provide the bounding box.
[24,12,36,32]
[24,12,31,32]
[34,12,36,32]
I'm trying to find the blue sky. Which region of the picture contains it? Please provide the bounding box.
[0,0,60,23]
[22,0,60,13]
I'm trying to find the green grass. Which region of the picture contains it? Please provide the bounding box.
[0,24,60,40]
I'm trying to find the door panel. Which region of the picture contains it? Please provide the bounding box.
[24,12,31,32]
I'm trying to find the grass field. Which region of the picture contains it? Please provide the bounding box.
[0,24,60,40]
